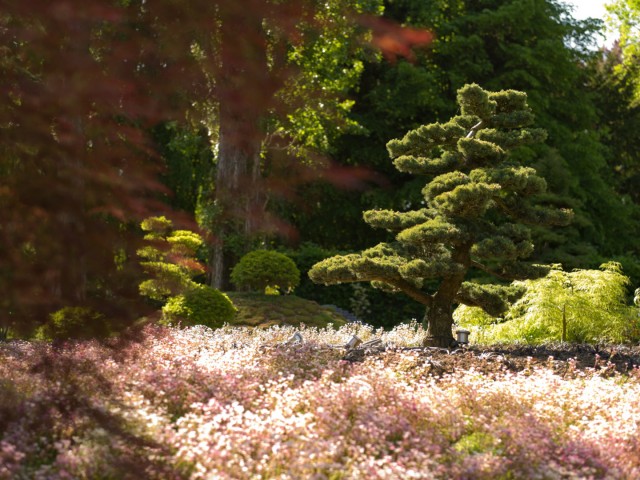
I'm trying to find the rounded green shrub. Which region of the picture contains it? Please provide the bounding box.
[162,285,237,328]
[37,306,110,340]
[231,250,301,293]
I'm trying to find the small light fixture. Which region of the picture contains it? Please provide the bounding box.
[456,329,470,345]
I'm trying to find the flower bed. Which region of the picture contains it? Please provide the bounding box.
[1,324,639,479]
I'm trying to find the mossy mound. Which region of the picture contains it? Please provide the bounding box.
[226,292,348,329]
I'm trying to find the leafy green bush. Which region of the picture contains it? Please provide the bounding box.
[231,250,300,293]
[162,285,237,328]
[455,262,639,344]
[36,306,110,340]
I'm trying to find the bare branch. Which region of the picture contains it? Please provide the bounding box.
[465,120,483,138]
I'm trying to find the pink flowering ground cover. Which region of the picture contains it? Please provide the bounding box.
[1,323,639,479]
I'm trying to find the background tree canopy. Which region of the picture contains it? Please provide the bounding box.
[2,0,639,335]
[287,0,640,288]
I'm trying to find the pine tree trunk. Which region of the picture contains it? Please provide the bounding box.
[422,300,455,348]
[422,243,471,347]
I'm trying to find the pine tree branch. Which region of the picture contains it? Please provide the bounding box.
[465,120,483,138]
[384,278,433,306]
[470,260,516,281]
[370,275,433,305]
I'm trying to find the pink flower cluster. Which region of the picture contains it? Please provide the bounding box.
[0,324,639,479]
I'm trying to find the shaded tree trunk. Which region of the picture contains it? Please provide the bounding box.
[61,218,88,304]
[423,298,456,348]
[54,115,89,304]
[210,123,262,289]
[209,8,270,290]
[422,243,471,347]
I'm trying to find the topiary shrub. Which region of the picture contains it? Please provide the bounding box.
[231,250,300,294]
[162,285,237,329]
[138,216,206,303]
[36,306,110,341]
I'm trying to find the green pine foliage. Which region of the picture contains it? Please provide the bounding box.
[280,243,424,328]
[428,0,639,268]
[455,262,639,344]
[138,216,236,328]
[231,250,301,294]
[310,84,571,346]
[138,216,206,302]
[304,0,638,282]
[35,307,110,341]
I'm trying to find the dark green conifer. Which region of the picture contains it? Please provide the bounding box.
[309,84,572,347]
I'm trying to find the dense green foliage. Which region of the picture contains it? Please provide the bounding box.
[231,250,301,294]
[138,216,206,302]
[187,0,387,289]
[589,45,640,211]
[161,285,236,328]
[311,84,570,346]
[290,0,640,288]
[281,243,424,328]
[35,307,110,341]
[608,0,640,106]
[152,122,214,213]
[4,0,640,340]
[455,262,639,344]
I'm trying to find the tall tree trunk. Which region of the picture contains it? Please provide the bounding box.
[210,123,262,289]
[54,115,88,304]
[209,8,269,290]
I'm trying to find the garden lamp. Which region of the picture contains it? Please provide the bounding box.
[456,329,470,345]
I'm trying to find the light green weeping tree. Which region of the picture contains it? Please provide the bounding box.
[309,84,572,347]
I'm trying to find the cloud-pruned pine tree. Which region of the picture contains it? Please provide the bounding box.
[309,84,572,347]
